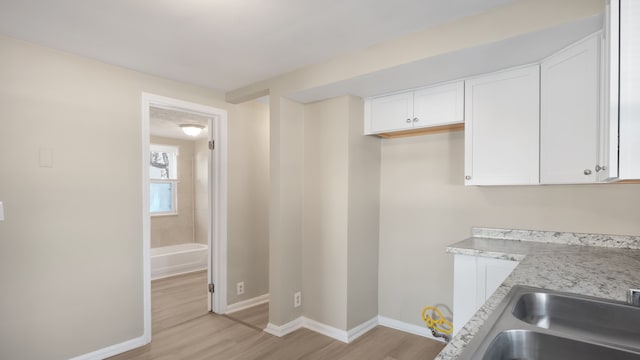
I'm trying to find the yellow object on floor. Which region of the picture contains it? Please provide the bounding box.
[422,306,453,342]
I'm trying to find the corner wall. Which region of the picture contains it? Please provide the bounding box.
[0,35,269,359]
[302,95,381,330]
[378,131,640,329]
[268,97,305,326]
[227,101,270,304]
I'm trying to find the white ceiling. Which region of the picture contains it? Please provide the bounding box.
[0,0,519,92]
[150,107,210,140]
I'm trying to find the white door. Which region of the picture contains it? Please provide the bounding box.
[464,65,540,185]
[540,34,600,184]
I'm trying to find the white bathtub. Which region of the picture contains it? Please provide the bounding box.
[151,243,208,280]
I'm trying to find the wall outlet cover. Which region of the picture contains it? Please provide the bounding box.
[294,291,302,308]
[237,282,245,295]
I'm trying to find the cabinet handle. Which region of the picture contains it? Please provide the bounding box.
[413,117,419,123]
[465,175,472,180]
[406,118,412,123]
[595,165,607,172]
[584,169,592,176]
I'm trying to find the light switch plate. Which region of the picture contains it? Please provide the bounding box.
[39,147,53,168]
[0,201,4,221]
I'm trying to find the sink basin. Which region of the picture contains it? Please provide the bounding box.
[458,286,640,359]
[512,291,640,348]
[482,330,640,360]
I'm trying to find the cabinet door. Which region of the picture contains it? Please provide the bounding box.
[453,254,478,335]
[540,35,600,184]
[464,65,540,185]
[453,254,519,335]
[364,92,414,134]
[619,0,640,179]
[413,81,464,128]
[477,257,519,305]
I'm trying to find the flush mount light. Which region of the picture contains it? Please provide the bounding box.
[179,124,205,136]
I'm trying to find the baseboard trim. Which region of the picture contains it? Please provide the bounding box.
[226,294,269,314]
[347,317,379,342]
[302,317,349,343]
[264,317,304,337]
[69,335,149,360]
[377,315,447,343]
[264,316,378,344]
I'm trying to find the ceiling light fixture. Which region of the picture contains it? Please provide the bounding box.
[179,124,205,137]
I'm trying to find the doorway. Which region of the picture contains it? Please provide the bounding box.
[141,93,227,342]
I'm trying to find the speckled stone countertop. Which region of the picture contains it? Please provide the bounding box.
[434,227,640,360]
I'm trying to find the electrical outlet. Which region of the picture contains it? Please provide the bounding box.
[237,282,245,295]
[294,291,302,308]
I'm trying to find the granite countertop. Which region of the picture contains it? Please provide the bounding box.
[435,228,640,359]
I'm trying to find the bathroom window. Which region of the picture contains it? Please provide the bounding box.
[150,144,179,215]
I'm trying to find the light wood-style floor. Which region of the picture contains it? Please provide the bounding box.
[110,271,445,360]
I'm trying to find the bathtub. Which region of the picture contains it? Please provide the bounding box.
[151,243,208,280]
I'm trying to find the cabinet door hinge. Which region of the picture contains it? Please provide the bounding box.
[209,140,215,150]
[208,283,215,293]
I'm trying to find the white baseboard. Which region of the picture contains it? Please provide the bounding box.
[264,317,304,337]
[347,317,379,342]
[377,315,447,343]
[69,335,149,360]
[226,294,269,314]
[264,316,378,344]
[302,317,349,343]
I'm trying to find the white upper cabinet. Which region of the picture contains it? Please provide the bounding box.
[464,65,540,186]
[540,34,601,184]
[365,91,413,134]
[611,0,640,180]
[364,80,464,134]
[413,81,464,128]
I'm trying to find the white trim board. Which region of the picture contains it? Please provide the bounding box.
[141,93,228,341]
[264,316,378,344]
[265,315,447,345]
[226,294,269,314]
[69,336,147,360]
[264,318,304,338]
[377,316,448,343]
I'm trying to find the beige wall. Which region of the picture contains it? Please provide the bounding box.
[303,97,350,329]
[235,0,609,330]
[345,96,380,329]
[378,131,640,328]
[150,136,196,248]
[227,101,270,304]
[302,95,381,330]
[268,97,305,325]
[0,35,269,359]
[194,138,209,245]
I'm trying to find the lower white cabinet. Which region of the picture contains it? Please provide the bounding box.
[452,254,519,335]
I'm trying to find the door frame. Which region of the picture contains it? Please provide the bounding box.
[141,93,228,342]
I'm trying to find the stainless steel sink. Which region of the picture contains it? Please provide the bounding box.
[512,291,640,349]
[459,286,640,359]
[482,330,640,360]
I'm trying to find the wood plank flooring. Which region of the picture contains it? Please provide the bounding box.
[110,271,445,360]
[225,302,269,330]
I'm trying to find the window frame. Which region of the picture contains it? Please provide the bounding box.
[150,144,179,216]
